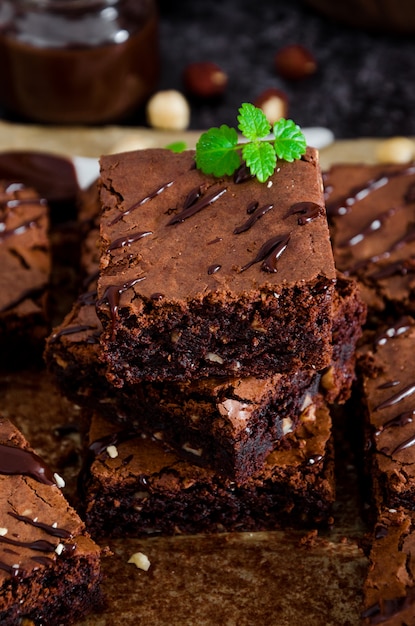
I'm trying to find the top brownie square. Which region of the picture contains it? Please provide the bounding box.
[97,147,336,383]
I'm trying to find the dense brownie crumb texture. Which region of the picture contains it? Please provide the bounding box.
[5,143,415,625]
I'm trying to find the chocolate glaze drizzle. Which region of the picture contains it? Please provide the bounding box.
[374,383,415,411]
[0,534,56,553]
[233,203,273,234]
[391,433,415,456]
[0,443,56,486]
[370,256,415,281]
[326,165,415,217]
[375,317,412,346]
[8,512,72,539]
[377,380,400,390]
[107,230,152,252]
[240,233,291,273]
[233,163,254,184]
[377,409,415,435]
[109,181,174,226]
[89,429,136,457]
[283,202,324,225]
[337,206,397,248]
[97,276,145,340]
[0,560,22,577]
[0,196,46,213]
[0,215,43,242]
[49,324,98,343]
[167,187,227,226]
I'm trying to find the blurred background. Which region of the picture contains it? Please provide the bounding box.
[0,0,414,139]
[157,0,415,137]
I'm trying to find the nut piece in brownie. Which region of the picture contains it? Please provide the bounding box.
[357,317,415,512]
[97,147,336,383]
[0,181,51,363]
[362,507,415,625]
[0,416,102,626]
[324,161,415,319]
[81,402,335,538]
[45,271,365,482]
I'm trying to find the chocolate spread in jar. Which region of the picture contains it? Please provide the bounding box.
[0,0,159,124]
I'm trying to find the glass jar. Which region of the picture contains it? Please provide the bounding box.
[0,0,160,124]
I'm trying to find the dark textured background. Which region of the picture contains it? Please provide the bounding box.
[158,0,415,139]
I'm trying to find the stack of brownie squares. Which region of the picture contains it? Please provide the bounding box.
[45,146,366,538]
[0,167,103,625]
[324,161,415,623]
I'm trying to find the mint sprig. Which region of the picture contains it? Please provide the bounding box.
[195,103,306,183]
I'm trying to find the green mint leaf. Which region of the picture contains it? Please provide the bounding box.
[195,125,240,176]
[242,141,277,183]
[237,102,271,142]
[273,118,307,162]
[165,141,187,153]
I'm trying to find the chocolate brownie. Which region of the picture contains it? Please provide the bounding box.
[0,416,102,626]
[324,161,415,319]
[0,151,80,223]
[357,316,415,512]
[45,269,364,482]
[362,507,415,625]
[0,180,51,364]
[97,147,336,383]
[81,401,335,538]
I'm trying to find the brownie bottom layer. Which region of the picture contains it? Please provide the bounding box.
[81,404,335,539]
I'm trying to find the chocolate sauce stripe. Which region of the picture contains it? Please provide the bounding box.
[283,201,324,225]
[167,187,227,225]
[375,383,415,411]
[108,181,175,226]
[0,534,56,553]
[326,165,415,217]
[376,409,415,435]
[344,226,415,278]
[240,232,291,273]
[337,206,398,249]
[233,203,273,234]
[391,433,415,456]
[8,511,72,539]
[0,442,56,485]
[374,317,413,346]
[97,276,146,340]
[0,196,46,210]
[0,214,44,242]
[49,324,98,343]
[107,230,152,252]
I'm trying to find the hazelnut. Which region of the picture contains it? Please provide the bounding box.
[128,552,151,571]
[274,44,317,80]
[375,137,415,164]
[183,61,228,98]
[254,88,289,124]
[146,90,190,131]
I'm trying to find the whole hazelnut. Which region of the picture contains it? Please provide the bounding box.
[375,137,415,164]
[146,90,190,131]
[254,88,289,124]
[274,45,317,80]
[183,61,228,98]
